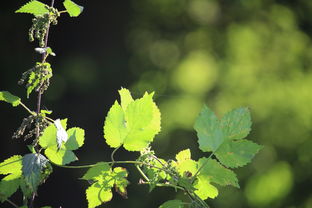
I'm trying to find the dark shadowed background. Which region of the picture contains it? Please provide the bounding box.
[1,0,312,208]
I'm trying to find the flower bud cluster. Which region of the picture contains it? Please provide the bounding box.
[28,6,59,47]
[18,62,53,95]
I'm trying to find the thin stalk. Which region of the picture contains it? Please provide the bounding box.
[135,165,150,182]
[5,198,19,208]
[19,102,35,115]
[191,151,215,183]
[31,1,55,207]
[110,146,121,166]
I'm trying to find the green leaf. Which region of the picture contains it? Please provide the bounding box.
[194,105,261,168]
[215,140,263,168]
[83,164,129,207]
[174,150,197,177]
[44,146,78,165]
[194,105,224,152]
[82,162,110,180]
[39,119,85,165]
[15,0,49,16]
[27,72,39,98]
[64,127,85,150]
[104,89,161,151]
[197,158,239,188]
[113,167,129,199]
[159,200,184,208]
[0,174,20,202]
[86,182,113,208]
[39,119,67,148]
[194,175,218,199]
[22,153,50,192]
[119,88,134,110]
[220,107,251,140]
[0,155,23,176]
[63,0,84,17]
[0,91,21,107]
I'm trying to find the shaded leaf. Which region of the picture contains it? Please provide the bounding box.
[159,199,184,208]
[0,174,20,202]
[194,105,224,152]
[22,153,50,192]
[215,140,263,168]
[220,107,251,140]
[197,158,239,188]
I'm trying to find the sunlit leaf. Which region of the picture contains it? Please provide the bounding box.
[63,0,84,17]
[104,89,161,151]
[15,0,49,16]
[0,91,21,107]
[0,155,23,176]
[194,175,218,199]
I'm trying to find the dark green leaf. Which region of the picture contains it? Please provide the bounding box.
[22,153,50,192]
[159,199,184,208]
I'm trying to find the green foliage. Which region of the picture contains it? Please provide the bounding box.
[63,0,84,17]
[104,88,161,151]
[82,162,129,208]
[194,105,262,168]
[0,155,22,202]
[15,0,49,16]
[0,91,21,107]
[1,1,263,207]
[159,199,184,208]
[39,119,85,165]
[22,153,52,193]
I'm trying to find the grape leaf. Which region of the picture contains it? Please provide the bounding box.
[0,155,23,176]
[0,91,21,107]
[220,107,251,140]
[82,163,129,208]
[215,140,262,168]
[15,0,49,16]
[86,182,113,208]
[22,153,51,192]
[39,119,85,165]
[194,105,261,168]
[104,89,161,151]
[194,175,218,199]
[197,158,239,188]
[194,105,224,152]
[159,199,184,208]
[174,149,197,177]
[63,0,84,17]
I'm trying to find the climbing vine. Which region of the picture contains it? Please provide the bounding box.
[0,1,262,208]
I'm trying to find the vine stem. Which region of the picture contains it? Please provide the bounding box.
[31,1,55,208]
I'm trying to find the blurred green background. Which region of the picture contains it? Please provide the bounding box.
[1,0,312,207]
